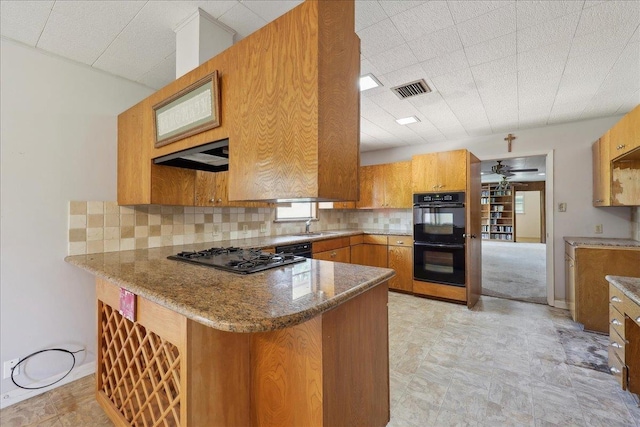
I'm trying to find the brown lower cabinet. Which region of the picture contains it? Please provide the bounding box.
[608,282,640,397]
[95,276,389,427]
[350,234,412,292]
[312,237,351,263]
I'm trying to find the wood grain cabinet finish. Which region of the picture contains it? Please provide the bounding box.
[318,202,356,210]
[195,171,272,208]
[609,104,640,160]
[608,283,640,395]
[592,134,611,206]
[96,276,390,427]
[387,236,412,293]
[412,150,468,193]
[566,243,640,333]
[357,162,412,209]
[118,0,360,205]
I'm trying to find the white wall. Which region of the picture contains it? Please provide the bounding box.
[361,116,633,302]
[0,39,153,397]
[516,191,541,241]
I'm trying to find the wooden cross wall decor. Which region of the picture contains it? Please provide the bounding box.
[504,133,516,152]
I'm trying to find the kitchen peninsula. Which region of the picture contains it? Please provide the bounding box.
[65,243,394,427]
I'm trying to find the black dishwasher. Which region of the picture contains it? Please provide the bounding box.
[275,242,312,258]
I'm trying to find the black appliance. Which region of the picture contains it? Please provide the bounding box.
[413,192,466,287]
[168,247,305,274]
[153,139,229,172]
[275,242,313,259]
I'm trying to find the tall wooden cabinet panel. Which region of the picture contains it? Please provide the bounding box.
[118,0,360,205]
[592,133,611,206]
[412,150,467,193]
[227,0,360,202]
[356,166,384,209]
[387,236,412,293]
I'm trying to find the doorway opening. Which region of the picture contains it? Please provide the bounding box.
[480,155,548,305]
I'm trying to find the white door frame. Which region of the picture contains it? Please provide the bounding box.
[479,150,555,306]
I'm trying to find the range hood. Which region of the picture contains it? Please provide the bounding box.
[153,139,229,172]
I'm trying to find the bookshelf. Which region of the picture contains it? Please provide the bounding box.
[481,183,515,241]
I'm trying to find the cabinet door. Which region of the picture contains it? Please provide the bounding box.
[610,105,640,159]
[350,244,365,265]
[388,245,412,292]
[195,171,229,206]
[438,150,467,191]
[592,135,611,206]
[412,153,440,193]
[313,247,351,263]
[357,166,384,208]
[151,165,196,206]
[359,244,388,268]
[384,161,412,208]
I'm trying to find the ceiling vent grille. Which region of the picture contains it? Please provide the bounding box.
[391,79,431,99]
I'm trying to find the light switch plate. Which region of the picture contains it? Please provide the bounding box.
[558,203,567,212]
[595,224,603,234]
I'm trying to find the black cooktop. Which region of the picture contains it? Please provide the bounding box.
[167,247,306,274]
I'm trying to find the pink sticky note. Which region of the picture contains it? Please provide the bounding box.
[119,288,136,322]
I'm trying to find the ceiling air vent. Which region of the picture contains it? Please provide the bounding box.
[391,79,431,99]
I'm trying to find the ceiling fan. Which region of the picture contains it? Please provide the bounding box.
[485,160,539,177]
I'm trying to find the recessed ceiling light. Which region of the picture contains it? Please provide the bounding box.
[538,172,546,176]
[360,74,382,91]
[395,116,420,125]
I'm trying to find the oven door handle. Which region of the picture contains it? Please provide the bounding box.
[413,203,464,208]
[414,242,465,249]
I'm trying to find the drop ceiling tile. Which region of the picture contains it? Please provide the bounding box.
[217,3,267,38]
[517,12,580,53]
[358,18,405,58]
[440,128,469,139]
[0,0,54,46]
[190,1,237,19]
[575,0,640,37]
[471,55,517,83]
[241,1,301,24]
[93,1,201,82]
[629,25,640,44]
[616,89,640,113]
[517,40,571,72]
[516,0,585,30]
[407,26,462,62]
[382,64,431,88]
[464,32,516,66]
[448,1,514,24]
[562,47,621,79]
[420,50,469,79]
[378,1,428,17]
[431,68,476,98]
[389,1,454,42]
[547,102,589,124]
[569,25,636,58]
[368,44,419,75]
[355,1,388,32]
[583,1,606,8]
[137,51,176,89]
[37,1,145,65]
[456,3,516,47]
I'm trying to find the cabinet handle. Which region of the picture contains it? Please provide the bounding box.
[396,241,403,244]
[610,366,621,374]
[594,199,603,203]
[611,296,622,303]
[330,251,337,258]
[611,341,622,349]
[611,318,622,326]
[432,185,438,189]
[637,316,640,323]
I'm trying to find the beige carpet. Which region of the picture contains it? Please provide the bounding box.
[482,240,547,304]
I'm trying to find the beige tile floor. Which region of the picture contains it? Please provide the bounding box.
[2,293,638,426]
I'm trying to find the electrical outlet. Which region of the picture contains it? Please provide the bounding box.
[242,225,249,234]
[558,202,567,212]
[595,224,603,234]
[260,223,267,233]
[3,359,19,380]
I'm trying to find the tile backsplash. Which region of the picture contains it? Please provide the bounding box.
[68,201,412,255]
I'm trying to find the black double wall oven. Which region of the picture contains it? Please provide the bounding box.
[413,192,466,287]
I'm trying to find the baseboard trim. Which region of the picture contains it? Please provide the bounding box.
[553,300,569,310]
[0,361,95,409]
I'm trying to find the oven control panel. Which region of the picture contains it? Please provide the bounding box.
[413,192,464,204]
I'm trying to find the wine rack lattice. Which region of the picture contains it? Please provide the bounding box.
[99,303,181,427]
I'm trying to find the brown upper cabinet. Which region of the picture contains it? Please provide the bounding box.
[412,150,468,193]
[356,161,412,209]
[118,0,360,205]
[609,104,639,160]
[592,104,640,206]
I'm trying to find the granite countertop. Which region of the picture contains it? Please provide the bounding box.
[65,244,395,333]
[215,229,411,249]
[606,275,640,307]
[563,236,640,248]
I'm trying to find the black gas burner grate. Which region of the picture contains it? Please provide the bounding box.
[168,247,305,274]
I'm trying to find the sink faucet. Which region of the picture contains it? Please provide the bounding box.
[305,219,311,233]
